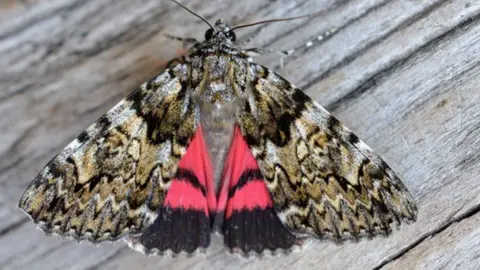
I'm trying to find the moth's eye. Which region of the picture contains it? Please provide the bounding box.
[226,30,236,42]
[205,28,214,40]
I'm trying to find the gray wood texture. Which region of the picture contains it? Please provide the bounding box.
[1,0,479,269]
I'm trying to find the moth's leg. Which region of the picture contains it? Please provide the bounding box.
[244,47,292,56]
[164,34,198,49]
[245,27,338,70]
[244,48,293,70]
[280,27,338,56]
[237,35,257,47]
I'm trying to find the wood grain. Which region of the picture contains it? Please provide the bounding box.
[1,0,479,269]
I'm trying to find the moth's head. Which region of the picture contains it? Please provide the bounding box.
[204,18,237,43]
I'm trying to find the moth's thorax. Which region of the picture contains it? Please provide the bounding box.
[195,42,242,56]
[199,54,237,103]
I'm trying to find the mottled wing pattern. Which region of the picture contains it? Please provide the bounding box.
[238,64,418,240]
[18,62,199,243]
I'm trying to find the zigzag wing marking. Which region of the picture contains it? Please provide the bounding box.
[238,64,417,241]
[18,62,199,244]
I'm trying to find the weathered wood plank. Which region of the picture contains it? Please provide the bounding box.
[1,0,479,269]
[384,207,480,269]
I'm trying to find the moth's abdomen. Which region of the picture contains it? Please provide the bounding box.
[199,101,238,191]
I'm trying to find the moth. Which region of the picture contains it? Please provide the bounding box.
[18,0,417,255]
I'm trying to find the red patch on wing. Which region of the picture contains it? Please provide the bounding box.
[164,126,216,215]
[218,125,273,218]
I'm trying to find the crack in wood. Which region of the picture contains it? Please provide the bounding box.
[372,203,480,270]
[0,122,40,164]
[0,217,29,237]
[299,0,449,92]
[84,247,128,270]
[0,0,88,40]
[325,4,480,111]
[253,0,344,49]
[274,0,389,69]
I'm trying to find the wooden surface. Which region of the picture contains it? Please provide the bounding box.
[1,0,480,269]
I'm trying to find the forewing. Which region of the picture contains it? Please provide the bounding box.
[18,62,198,242]
[238,64,417,240]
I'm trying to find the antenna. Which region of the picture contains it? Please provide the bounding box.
[170,0,214,29]
[230,10,323,31]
